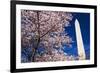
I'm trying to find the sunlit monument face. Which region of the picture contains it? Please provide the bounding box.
[21,10,90,63]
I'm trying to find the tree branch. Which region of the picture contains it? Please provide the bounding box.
[40,25,56,38]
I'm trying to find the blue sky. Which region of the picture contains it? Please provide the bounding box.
[64,13,90,59]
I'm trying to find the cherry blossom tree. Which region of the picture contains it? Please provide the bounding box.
[21,10,76,62]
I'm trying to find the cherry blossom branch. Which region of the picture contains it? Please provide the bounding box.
[40,25,56,38]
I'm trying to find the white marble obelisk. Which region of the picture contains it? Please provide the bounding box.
[75,19,86,60]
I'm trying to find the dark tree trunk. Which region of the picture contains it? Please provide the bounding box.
[31,38,40,62]
[31,11,40,62]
